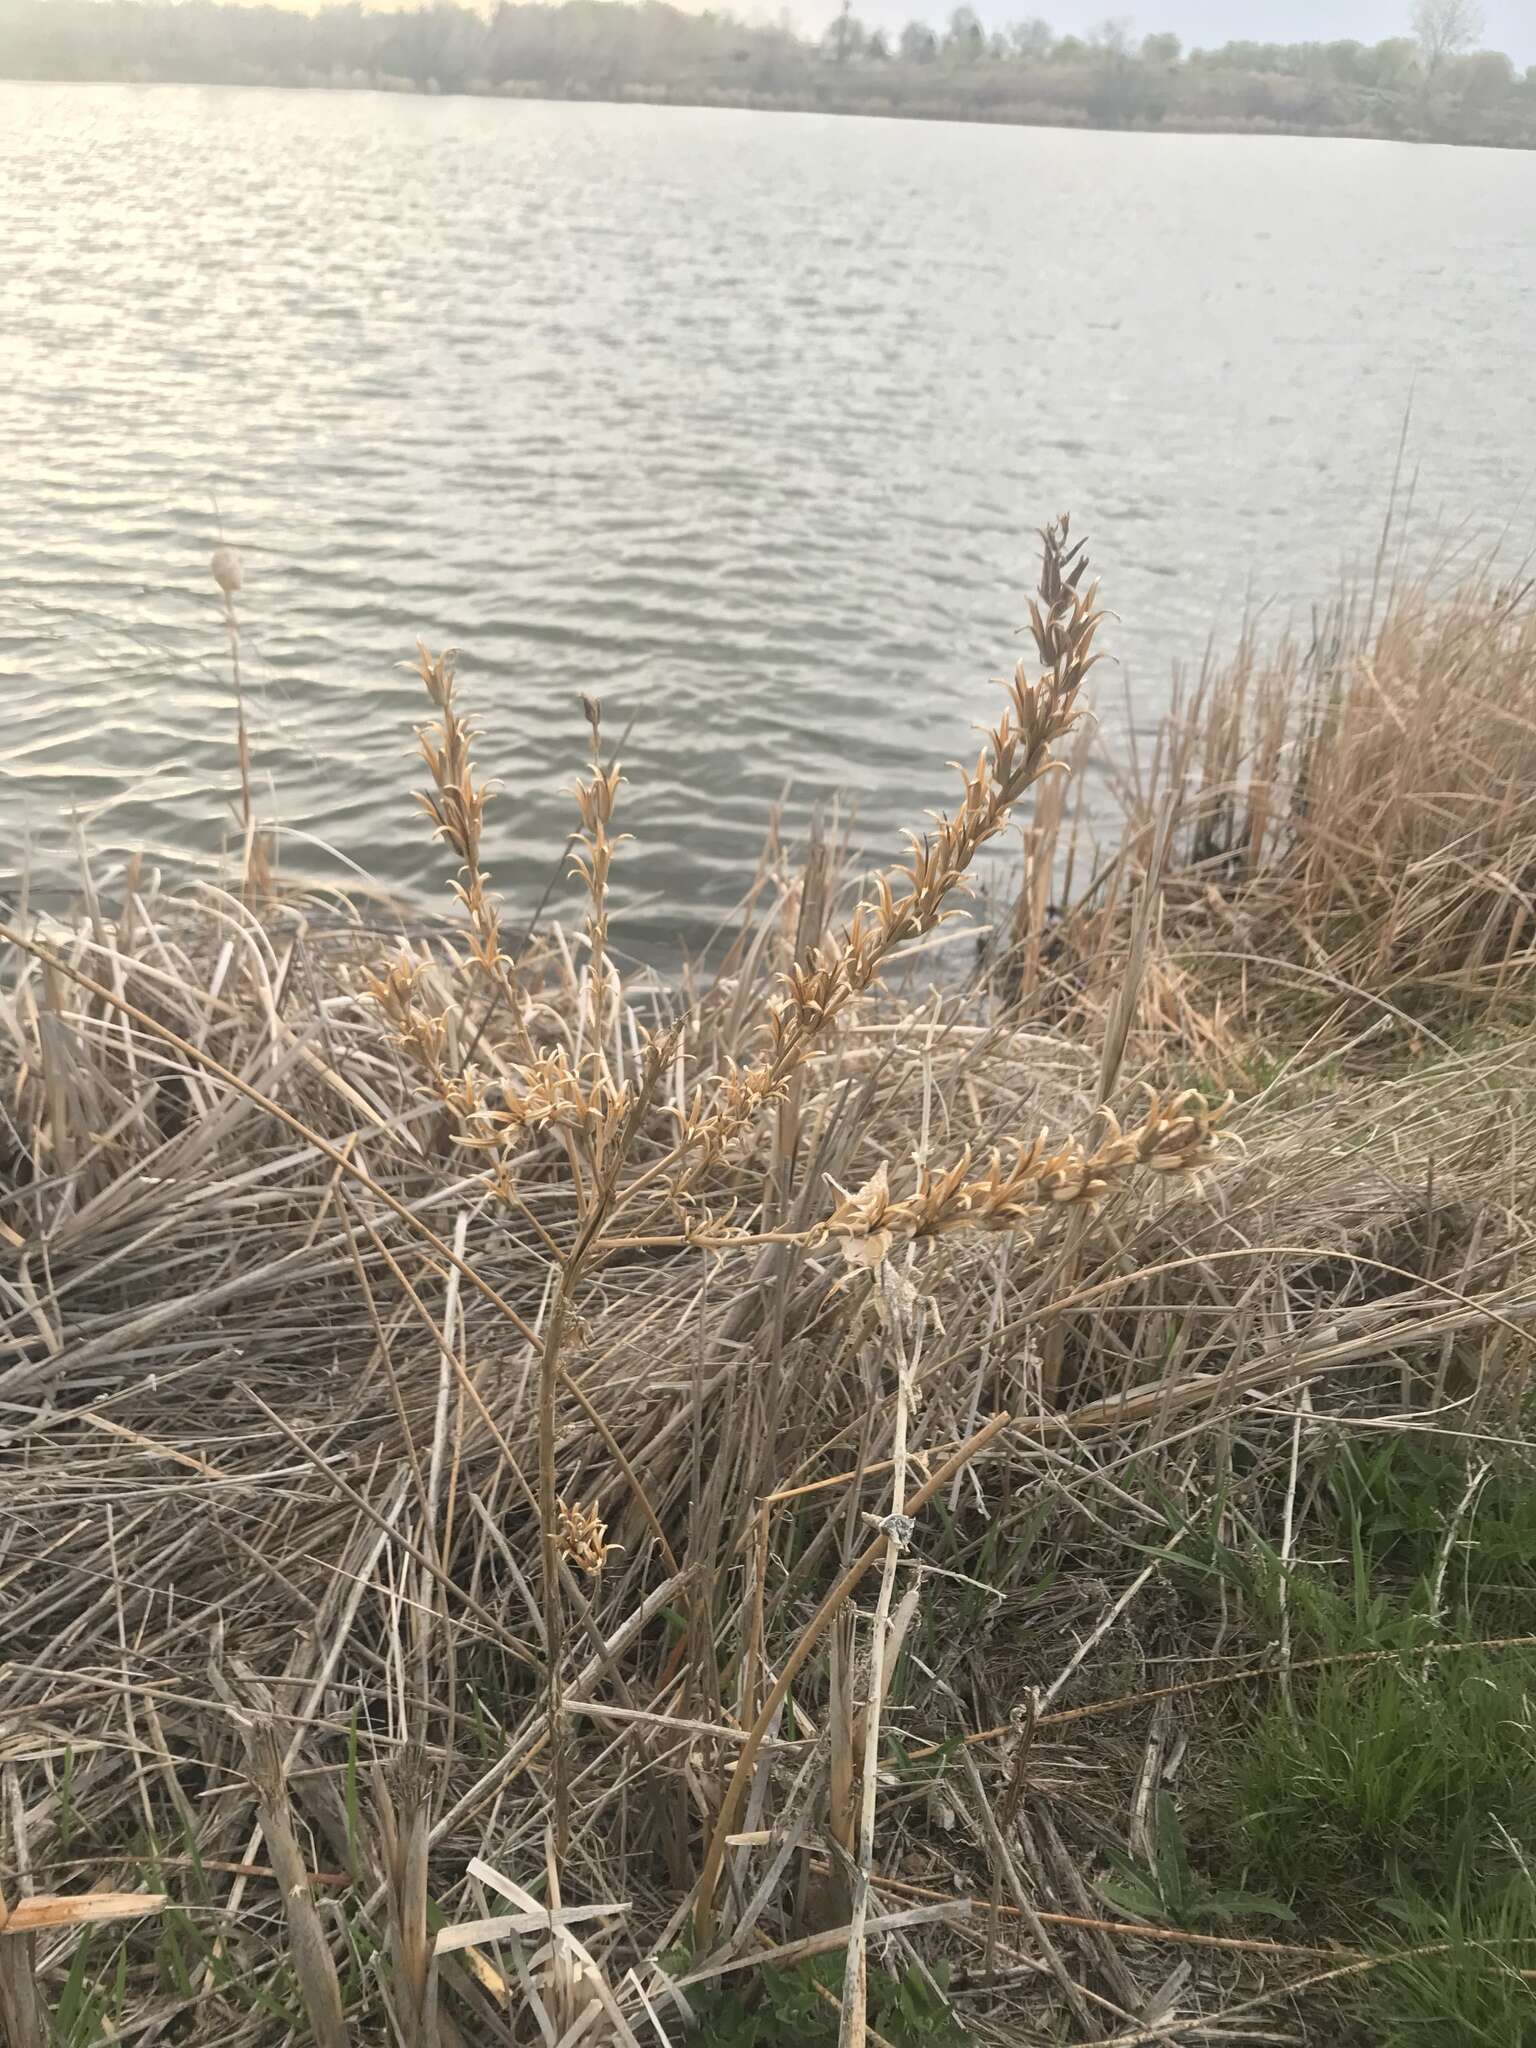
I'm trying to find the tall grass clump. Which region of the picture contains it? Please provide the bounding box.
[1367,1871,1536,2048]
[3,518,1536,2046]
[1231,1641,1536,1908]
[1043,559,1536,1076]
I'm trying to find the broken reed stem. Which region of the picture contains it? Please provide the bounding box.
[838,1278,919,2048]
[375,1750,436,2048]
[244,1718,349,2048]
[538,1284,571,1853]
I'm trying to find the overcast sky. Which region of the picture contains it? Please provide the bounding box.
[794,1,1536,63]
[211,1,1536,69]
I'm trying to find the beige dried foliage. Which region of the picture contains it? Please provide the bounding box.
[373,658,650,1217]
[1073,564,1536,1064]
[676,516,1103,1174]
[822,1089,1232,1266]
[411,645,503,978]
[366,949,450,1073]
[7,520,1536,2048]
[555,1495,618,1575]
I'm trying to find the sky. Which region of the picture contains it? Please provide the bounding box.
[801,1,1536,63]
[198,0,1536,68]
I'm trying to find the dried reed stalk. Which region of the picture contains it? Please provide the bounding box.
[692,1411,1012,1943]
[374,1750,437,2048]
[242,1719,349,2048]
[838,1280,922,2048]
[1069,561,1536,1064]
[211,544,268,901]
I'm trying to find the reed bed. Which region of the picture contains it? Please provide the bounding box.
[3,524,1535,2046]
[1035,554,1536,1073]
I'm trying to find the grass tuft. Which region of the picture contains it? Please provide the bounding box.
[1230,1644,1536,1909]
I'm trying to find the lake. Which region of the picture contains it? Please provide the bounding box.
[4,83,1535,955]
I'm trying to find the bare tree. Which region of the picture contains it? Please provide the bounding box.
[946,5,985,57]
[1007,16,1055,59]
[1411,0,1484,77]
[824,0,862,63]
[1091,16,1133,57]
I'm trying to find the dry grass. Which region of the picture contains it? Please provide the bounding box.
[2,525,1535,2045]
[1041,556,1536,1076]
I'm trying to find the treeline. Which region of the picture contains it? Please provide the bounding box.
[0,2,807,98]
[5,0,1535,148]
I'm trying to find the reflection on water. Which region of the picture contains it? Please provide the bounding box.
[3,84,1535,950]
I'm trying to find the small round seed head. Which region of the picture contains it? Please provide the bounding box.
[210,545,242,597]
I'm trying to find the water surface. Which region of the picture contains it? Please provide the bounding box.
[4,85,1534,949]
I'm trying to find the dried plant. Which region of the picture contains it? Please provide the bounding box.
[6,520,1535,2048]
[626,515,1106,1210]
[1061,561,1536,1065]
[211,543,270,899]
[822,1089,1232,1267]
[556,1495,618,1576]
[411,643,514,1002]
[570,693,626,1080]
[241,1719,349,2048]
[374,1750,437,2048]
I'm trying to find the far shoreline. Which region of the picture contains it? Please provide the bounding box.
[8,68,1536,153]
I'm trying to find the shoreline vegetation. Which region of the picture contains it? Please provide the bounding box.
[5,519,1536,2045]
[6,0,1536,148]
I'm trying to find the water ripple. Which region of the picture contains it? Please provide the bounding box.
[4,86,1536,951]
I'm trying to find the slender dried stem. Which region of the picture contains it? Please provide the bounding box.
[243,1719,349,2048]
[838,1280,919,2048]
